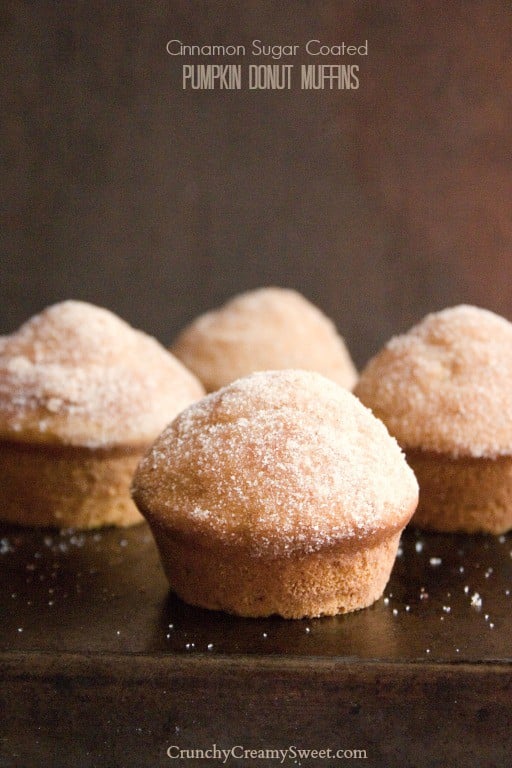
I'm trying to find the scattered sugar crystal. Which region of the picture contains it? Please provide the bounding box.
[415,541,424,553]
[429,557,442,566]
[0,539,13,555]
[471,592,482,609]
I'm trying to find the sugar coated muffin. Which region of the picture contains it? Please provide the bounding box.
[355,305,512,534]
[0,301,205,528]
[132,370,418,618]
[171,287,357,392]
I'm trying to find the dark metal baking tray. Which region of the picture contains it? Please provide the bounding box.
[1,523,511,767]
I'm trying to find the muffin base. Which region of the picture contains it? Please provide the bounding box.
[407,449,512,534]
[150,526,402,618]
[0,440,144,529]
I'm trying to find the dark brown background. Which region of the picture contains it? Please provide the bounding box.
[2,0,512,367]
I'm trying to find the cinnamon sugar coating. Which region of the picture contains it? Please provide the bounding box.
[171,287,357,392]
[355,305,512,459]
[0,301,205,449]
[133,370,418,558]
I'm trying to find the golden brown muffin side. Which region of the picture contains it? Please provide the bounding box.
[0,440,143,528]
[148,522,402,618]
[406,449,512,534]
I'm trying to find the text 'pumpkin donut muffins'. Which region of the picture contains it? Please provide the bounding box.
[355,305,512,534]
[132,370,418,618]
[171,287,358,392]
[0,301,205,529]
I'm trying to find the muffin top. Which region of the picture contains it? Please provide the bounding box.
[132,370,418,556]
[171,287,358,392]
[355,305,512,459]
[0,301,205,448]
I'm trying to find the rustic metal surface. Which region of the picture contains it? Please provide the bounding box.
[1,524,511,661]
[1,523,511,766]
